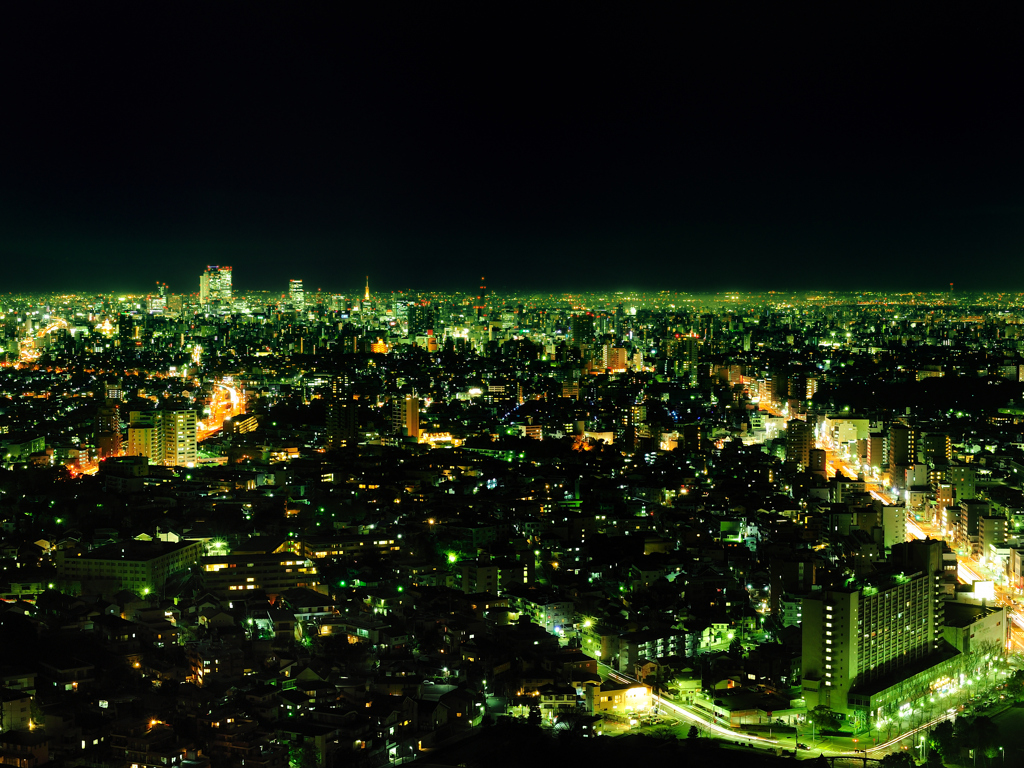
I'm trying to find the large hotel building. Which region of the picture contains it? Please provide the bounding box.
[801,539,953,724]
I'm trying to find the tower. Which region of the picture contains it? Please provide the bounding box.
[786,419,812,468]
[570,313,595,345]
[407,303,435,338]
[96,399,122,460]
[326,376,358,450]
[289,279,304,309]
[474,277,488,322]
[364,275,370,303]
[200,266,232,305]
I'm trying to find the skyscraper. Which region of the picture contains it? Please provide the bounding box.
[786,418,812,468]
[474,277,488,322]
[96,399,122,460]
[407,303,435,338]
[326,376,358,450]
[200,266,232,305]
[289,279,304,309]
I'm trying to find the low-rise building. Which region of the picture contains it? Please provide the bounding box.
[584,679,652,716]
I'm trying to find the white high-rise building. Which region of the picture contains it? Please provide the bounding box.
[200,266,233,305]
[802,564,944,721]
[126,409,198,467]
[163,410,198,467]
[289,279,304,309]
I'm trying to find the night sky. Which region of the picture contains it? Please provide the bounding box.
[2,6,1024,295]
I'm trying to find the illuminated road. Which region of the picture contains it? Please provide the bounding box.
[904,511,1024,651]
[197,380,245,441]
[18,317,69,364]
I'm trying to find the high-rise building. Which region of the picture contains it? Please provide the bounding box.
[127,411,164,464]
[199,266,232,305]
[407,303,435,338]
[126,409,197,467]
[679,334,700,385]
[326,376,358,450]
[162,410,198,467]
[96,399,122,460]
[289,279,304,309]
[948,464,977,502]
[786,419,812,468]
[601,345,627,372]
[802,566,945,720]
[391,393,420,439]
[570,313,595,345]
[474,277,488,322]
[888,422,916,469]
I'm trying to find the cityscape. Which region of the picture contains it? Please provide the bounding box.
[1,274,1024,767]
[3,5,1024,768]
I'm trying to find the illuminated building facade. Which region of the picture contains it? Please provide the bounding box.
[288,279,304,309]
[96,399,122,460]
[163,410,197,467]
[126,409,197,467]
[199,265,233,305]
[55,540,203,598]
[392,393,419,439]
[802,568,944,719]
[585,679,652,715]
[202,553,318,596]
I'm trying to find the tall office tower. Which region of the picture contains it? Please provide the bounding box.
[96,399,122,460]
[474,277,488,322]
[391,393,420,439]
[127,411,165,464]
[802,568,945,720]
[117,314,140,348]
[615,397,646,453]
[786,418,812,468]
[162,409,198,467]
[149,282,169,314]
[200,266,233,305]
[570,313,595,345]
[679,333,699,385]
[888,422,916,469]
[407,303,435,337]
[325,376,358,450]
[289,279,304,309]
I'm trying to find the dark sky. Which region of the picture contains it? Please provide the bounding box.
[2,6,1024,294]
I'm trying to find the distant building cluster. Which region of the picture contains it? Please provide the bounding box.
[0,284,1023,764]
